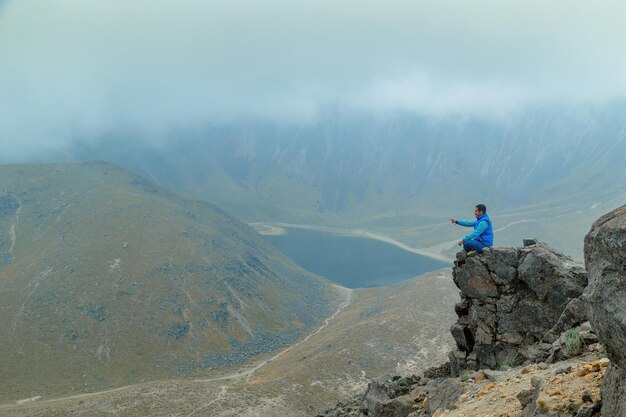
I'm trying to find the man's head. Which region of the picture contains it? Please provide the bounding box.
[475,204,487,217]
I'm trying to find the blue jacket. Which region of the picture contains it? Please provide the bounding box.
[456,213,494,246]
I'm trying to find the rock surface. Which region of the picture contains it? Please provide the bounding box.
[449,242,588,371]
[316,354,607,417]
[584,203,626,417]
[315,214,626,417]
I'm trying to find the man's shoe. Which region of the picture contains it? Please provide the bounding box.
[466,250,477,257]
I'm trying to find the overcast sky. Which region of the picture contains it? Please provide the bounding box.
[1,0,626,160]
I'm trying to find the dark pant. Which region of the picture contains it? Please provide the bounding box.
[463,239,487,252]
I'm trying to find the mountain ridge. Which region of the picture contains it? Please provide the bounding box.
[0,161,341,400]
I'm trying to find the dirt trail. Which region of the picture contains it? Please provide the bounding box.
[0,385,139,410]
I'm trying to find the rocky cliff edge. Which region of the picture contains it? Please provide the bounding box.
[317,221,626,416]
[584,204,626,417]
[449,240,588,372]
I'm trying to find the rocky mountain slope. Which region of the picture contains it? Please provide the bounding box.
[0,162,341,400]
[0,270,459,417]
[319,203,626,417]
[317,352,608,417]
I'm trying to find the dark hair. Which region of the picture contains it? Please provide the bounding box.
[476,204,487,213]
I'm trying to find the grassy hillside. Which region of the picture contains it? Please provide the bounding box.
[0,162,340,400]
[0,270,459,416]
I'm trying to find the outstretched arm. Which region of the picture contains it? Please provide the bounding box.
[463,220,488,241]
[454,219,476,227]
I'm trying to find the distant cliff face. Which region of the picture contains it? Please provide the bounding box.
[449,241,587,371]
[0,162,336,400]
[94,105,626,224]
[584,203,626,417]
[71,102,626,258]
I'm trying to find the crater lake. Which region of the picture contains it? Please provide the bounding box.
[266,227,450,288]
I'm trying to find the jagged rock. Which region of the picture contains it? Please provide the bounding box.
[448,351,464,377]
[517,388,535,408]
[583,204,626,416]
[544,298,589,343]
[474,323,495,345]
[579,330,598,344]
[500,331,525,345]
[358,374,425,417]
[423,362,451,379]
[409,386,428,402]
[364,380,392,411]
[369,394,414,417]
[523,238,538,247]
[517,344,549,364]
[450,324,473,352]
[426,378,465,416]
[452,260,498,300]
[450,241,587,370]
[454,299,469,316]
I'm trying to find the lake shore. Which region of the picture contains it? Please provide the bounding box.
[249,222,453,263]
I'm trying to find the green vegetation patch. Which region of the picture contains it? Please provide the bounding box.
[564,328,582,355]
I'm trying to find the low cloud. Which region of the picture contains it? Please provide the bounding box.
[1,0,626,160]
[351,73,535,118]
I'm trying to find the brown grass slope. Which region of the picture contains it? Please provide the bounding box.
[0,270,459,417]
[0,162,339,400]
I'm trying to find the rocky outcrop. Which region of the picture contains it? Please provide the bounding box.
[450,241,588,371]
[316,229,626,417]
[315,370,466,417]
[583,203,626,417]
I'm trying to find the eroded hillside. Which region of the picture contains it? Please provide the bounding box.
[0,270,459,416]
[0,162,342,400]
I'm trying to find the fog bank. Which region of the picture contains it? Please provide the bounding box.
[1,0,626,160]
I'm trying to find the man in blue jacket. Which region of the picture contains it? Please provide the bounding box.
[450,204,494,254]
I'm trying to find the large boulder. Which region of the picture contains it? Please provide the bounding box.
[600,363,626,417]
[583,203,626,415]
[361,375,423,417]
[450,241,587,370]
[426,378,465,415]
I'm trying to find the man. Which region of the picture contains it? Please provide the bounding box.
[450,204,494,255]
